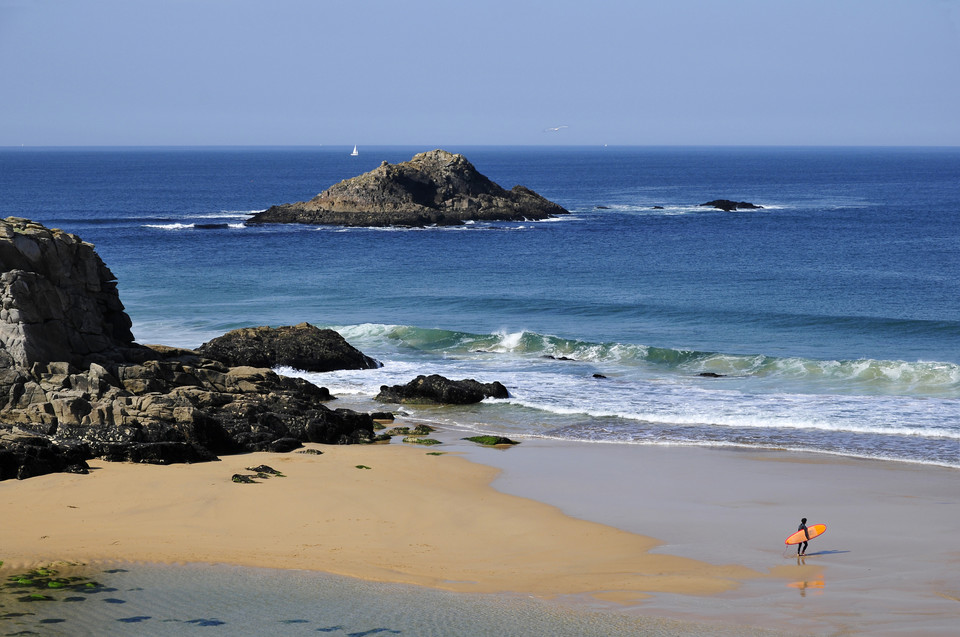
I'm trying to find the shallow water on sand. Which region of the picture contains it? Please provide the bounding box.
[0,563,787,637]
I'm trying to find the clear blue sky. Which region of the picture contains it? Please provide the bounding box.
[2,0,958,146]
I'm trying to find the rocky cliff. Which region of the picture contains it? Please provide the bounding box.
[247,149,569,227]
[0,218,380,480]
[0,218,137,369]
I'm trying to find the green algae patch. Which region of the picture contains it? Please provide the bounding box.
[355,465,372,470]
[402,437,441,446]
[463,435,520,446]
[3,565,103,604]
[426,451,446,456]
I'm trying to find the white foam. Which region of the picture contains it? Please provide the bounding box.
[494,331,526,352]
[196,211,258,219]
[144,222,194,230]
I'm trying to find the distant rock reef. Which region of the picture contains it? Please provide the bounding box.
[247,149,569,227]
[699,200,764,212]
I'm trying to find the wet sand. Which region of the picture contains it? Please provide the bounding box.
[462,438,960,635]
[1,436,957,635]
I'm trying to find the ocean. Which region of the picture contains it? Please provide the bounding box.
[1,145,957,467]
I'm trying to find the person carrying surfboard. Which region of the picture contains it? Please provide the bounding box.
[797,518,810,556]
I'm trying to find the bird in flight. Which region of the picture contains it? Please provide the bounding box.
[544,125,569,132]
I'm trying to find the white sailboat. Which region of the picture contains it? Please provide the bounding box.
[350,144,358,156]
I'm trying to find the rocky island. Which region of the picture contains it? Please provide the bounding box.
[246,149,569,227]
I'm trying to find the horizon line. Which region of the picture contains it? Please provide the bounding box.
[3,143,959,150]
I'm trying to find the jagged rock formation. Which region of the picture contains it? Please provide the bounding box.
[0,349,379,480]
[198,323,380,372]
[0,218,380,480]
[376,374,509,405]
[247,149,569,227]
[699,200,764,212]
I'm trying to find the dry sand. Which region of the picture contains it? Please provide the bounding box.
[1,437,958,635]
[0,443,763,600]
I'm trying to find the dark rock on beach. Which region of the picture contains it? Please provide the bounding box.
[247,149,569,227]
[699,199,764,212]
[0,217,380,481]
[197,322,380,372]
[0,433,90,481]
[376,374,509,405]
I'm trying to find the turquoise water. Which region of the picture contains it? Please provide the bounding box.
[1,146,958,466]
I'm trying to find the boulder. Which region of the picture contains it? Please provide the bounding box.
[247,150,569,227]
[376,374,509,405]
[197,322,380,372]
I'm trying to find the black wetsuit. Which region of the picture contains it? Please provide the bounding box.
[797,522,809,555]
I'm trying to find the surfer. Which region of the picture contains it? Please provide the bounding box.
[797,518,810,556]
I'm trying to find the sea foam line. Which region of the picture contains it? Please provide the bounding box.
[498,395,959,439]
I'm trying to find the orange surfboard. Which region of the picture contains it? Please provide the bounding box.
[785,523,826,545]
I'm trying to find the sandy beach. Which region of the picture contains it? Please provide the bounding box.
[2,434,958,635]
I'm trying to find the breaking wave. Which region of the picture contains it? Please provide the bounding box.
[333,324,960,398]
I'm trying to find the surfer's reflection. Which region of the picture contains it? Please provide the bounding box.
[788,575,825,597]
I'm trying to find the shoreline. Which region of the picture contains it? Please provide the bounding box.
[2,436,958,634]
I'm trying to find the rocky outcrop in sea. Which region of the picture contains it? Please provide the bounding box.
[247,149,569,227]
[376,374,509,405]
[699,199,764,211]
[197,323,381,372]
[0,218,380,480]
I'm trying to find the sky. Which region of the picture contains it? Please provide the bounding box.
[1,0,958,146]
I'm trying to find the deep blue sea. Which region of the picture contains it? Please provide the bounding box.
[2,145,958,467]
